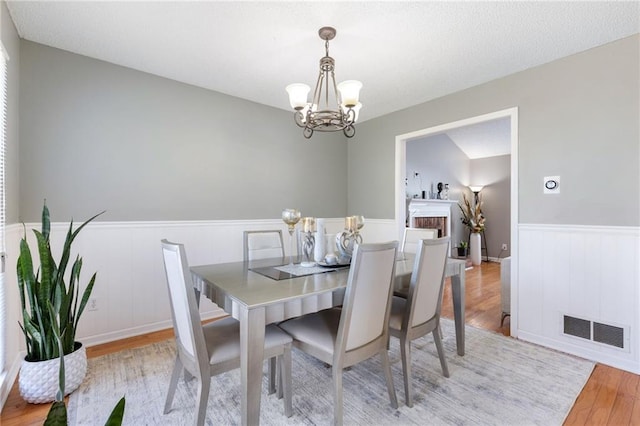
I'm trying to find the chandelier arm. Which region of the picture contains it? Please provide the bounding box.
[293,111,306,128]
[330,70,341,111]
[303,127,313,138]
[343,125,355,138]
[312,70,324,109]
[344,107,355,125]
[324,69,329,108]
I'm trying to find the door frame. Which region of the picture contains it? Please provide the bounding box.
[394,107,519,336]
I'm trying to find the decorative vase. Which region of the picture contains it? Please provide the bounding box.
[19,342,87,404]
[470,232,482,266]
[313,219,326,263]
[325,233,337,256]
[300,231,316,267]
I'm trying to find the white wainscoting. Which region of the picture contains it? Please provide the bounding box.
[517,224,639,374]
[3,217,398,400]
[7,218,395,349]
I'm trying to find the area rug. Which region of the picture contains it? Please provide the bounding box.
[67,319,594,425]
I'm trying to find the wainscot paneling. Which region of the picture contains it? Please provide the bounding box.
[518,224,639,374]
[6,218,397,344]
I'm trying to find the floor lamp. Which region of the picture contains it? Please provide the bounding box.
[468,185,488,262]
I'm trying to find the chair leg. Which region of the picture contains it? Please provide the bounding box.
[500,312,510,326]
[279,345,293,417]
[433,325,450,378]
[381,347,398,409]
[399,336,413,407]
[332,367,344,426]
[276,356,283,399]
[268,356,277,395]
[194,374,211,426]
[164,356,182,414]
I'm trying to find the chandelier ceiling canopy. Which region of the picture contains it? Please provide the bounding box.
[286,27,362,139]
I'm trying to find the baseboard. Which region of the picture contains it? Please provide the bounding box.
[518,330,639,375]
[80,310,226,348]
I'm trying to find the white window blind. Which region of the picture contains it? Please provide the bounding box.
[0,41,8,374]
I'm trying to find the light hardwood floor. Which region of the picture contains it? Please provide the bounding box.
[2,261,638,425]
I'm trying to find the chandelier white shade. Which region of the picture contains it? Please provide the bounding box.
[286,27,362,139]
[336,80,362,107]
[285,83,311,109]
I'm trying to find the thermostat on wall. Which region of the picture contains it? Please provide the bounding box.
[544,176,560,194]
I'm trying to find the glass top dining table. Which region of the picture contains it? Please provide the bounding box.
[190,254,466,425]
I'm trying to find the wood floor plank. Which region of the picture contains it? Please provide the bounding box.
[588,366,623,425]
[564,366,606,425]
[630,397,640,425]
[607,393,636,425]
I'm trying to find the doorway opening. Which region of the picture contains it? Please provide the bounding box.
[393,107,519,336]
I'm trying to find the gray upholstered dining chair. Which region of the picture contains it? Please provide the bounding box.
[243,229,287,394]
[400,227,438,254]
[278,241,399,426]
[160,239,293,426]
[388,237,450,407]
[243,230,285,261]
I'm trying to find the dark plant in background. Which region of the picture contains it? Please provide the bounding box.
[18,201,104,361]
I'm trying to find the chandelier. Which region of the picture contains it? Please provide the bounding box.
[286,27,362,139]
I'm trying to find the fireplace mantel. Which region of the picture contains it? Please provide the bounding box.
[408,199,458,238]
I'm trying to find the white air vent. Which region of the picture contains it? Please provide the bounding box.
[563,314,626,350]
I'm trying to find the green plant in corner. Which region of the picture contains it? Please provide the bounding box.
[458,241,468,249]
[18,201,105,361]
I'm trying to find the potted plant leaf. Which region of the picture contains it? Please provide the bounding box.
[457,241,468,257]
[43,306,125,425]
[18,201,104,403]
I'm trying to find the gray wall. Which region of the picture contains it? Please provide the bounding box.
[1,1,19,224]
[471,155,511,258]
[18,41,348,223]
[348,35,639,227]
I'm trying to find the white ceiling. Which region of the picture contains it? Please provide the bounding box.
[6,1,638,126]
[446,118,511,159]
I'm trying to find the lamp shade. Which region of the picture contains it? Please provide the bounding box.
[286,83,311,110]
[469,185,484,193]
[337,80,362,107]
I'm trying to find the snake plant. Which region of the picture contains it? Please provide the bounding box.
[17,202,104,361]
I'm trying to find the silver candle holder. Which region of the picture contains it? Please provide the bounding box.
[300,217,316,267]
[336,215,364,262]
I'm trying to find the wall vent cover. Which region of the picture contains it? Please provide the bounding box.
[564,315,590,339]
[593,322,624,349]
[563,315,626,350]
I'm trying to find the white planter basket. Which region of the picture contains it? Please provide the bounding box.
[19,343,87,404]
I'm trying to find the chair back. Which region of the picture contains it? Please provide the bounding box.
[406,237,450,328]
[161,240,208,368]
[243,230,285,261]
[337,241,398,354]
[401,227,438,254]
